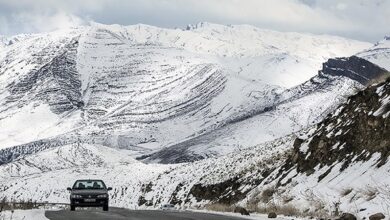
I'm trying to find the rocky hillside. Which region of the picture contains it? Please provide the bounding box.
[281,77,390,176]
[268,76,390,218]
[141,76,390,218]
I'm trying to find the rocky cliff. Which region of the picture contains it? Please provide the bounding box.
[321,56,387,85]
[279,76,390,182]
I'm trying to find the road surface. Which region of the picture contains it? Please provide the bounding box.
[45,208,250,220]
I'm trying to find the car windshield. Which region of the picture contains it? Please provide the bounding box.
[73,180,106,190]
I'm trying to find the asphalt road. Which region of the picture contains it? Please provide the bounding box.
[45,208,250,220]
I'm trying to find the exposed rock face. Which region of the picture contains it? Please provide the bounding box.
[189,177,249,205]
[268,212,277,218]
[369,213,385,220]
[3,37,82,115]
[339,213,357,220]
[321,56,387,85]
[278,77,390,183]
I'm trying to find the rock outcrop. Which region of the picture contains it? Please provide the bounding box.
[369,213,386,220]
[321,56,387,85]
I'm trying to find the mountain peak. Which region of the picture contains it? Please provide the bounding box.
[185,22,225,30]
[372,36,390,47]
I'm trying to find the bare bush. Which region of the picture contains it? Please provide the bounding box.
[205,203,234,212]
[281,195,294,204]
[300,189,331,218]
[0,198,40,211]
[246,202,302,217]
[276,204,301,216]
[260,187,276,203]
[360,186,378,201]
[341,188,353,197]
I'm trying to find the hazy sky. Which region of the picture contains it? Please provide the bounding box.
[0,0,388,42]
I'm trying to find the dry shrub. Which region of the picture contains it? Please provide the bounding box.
[247,202,301,217]
[260,187,276,203]
[205,203,234,212]
[282,195,294,204]
[246,199,259,213]
[276,204,301,216]
[341,188,353,197]
[207,200,329,219]
[0,198,40,211]
[361,186,378,201]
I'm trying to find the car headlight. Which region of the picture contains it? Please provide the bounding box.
[97,194,108,198]
[71,194,82,199]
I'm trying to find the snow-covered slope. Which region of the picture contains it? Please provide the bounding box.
[1,73,389,217]
[0,209,48,220]
[0,24,389,219]
[0,143,173,208]
[0,35,6,49]
[0,135,292,208]
[0,23,371,162]
[144,55,387,163]
[357,36,390,70]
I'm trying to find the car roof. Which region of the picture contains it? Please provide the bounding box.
[74,179,105,182]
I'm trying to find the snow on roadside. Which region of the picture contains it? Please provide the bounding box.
[189,209,301,220]
[0,209,48,220]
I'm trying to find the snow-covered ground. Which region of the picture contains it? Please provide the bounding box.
[0,133,388,219]
[1,78,389,219]
[144,75,364,163]
[357,36,390,70]
[0,22,371,160]
[0,144,173,208]
[0,137,293,207]
[0,23,389,220]
[0,209,48,220]
[189,209,299,220]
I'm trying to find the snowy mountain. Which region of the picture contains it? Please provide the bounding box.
[0,23,389,219]
[0,77,389,219]
[358,36,390,70]
[151,76,390,218]
[0,36,5,48]
[0,23,371,163]
[143,55,387,163]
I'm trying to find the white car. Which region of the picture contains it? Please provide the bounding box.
[160,204,175,210]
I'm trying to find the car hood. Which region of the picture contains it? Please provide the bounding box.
[71,189,107,195]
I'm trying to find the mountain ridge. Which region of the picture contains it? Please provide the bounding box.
[0,23,389,219]
[0,23,371,157]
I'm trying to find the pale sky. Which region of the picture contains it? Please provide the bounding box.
[0,0,389,42]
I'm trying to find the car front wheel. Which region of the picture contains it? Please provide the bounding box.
[70,205,75,211]
[103,205,109,211]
